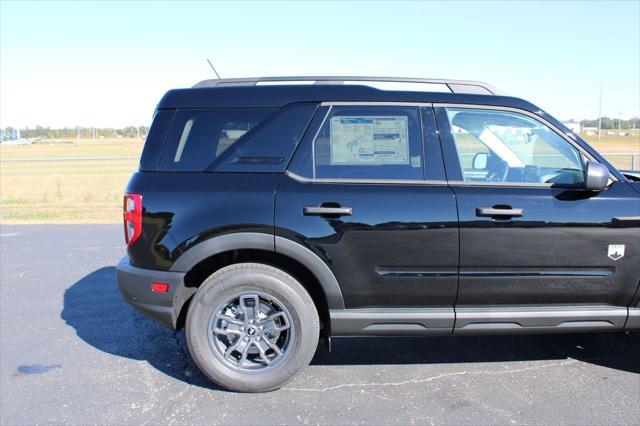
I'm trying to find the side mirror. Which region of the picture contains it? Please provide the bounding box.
[584,161,610,191]
[472,152,488,170]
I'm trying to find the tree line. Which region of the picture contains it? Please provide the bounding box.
[2,117,638,141]
[577,117,639,130]
[1,126,150,140]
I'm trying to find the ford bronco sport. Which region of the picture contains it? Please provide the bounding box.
[117,76,640,392]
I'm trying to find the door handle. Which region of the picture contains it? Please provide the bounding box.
[303,206,352,216]
[476,207,523,218]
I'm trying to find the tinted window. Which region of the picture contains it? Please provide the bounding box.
[314,106,424,180]
[214,103,318,173]
[446,108,584,185]
[159,109,275,171]
[139,109,174,171]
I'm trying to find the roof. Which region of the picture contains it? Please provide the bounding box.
[154,76,549,113]
[157,84,539,112]
[192,76,505,95]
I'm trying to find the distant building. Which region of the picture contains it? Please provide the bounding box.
[562,121,581,133]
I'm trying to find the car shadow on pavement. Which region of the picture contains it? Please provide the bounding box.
[313,333,640,374]
[62,267,640,391]
[61,266,221,390]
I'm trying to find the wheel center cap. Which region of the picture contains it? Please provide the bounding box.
[246,326,257,336]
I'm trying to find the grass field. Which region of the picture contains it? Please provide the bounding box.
[583,134,640,169]
[1,135,639,224]
[1,139,143,223]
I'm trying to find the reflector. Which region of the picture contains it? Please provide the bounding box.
[151,282,169,293]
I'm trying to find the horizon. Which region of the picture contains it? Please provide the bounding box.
[2,114,639,134]
[1,0,639,128]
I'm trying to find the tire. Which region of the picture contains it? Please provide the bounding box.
[185,262,320,392]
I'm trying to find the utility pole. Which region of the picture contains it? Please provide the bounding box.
[597,83,603,141]
[618,112,622,135]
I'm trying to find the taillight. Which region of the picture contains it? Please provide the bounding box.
[123,193,142,245]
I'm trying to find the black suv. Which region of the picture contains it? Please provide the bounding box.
[117,76,640,392]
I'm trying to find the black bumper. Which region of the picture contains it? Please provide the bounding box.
[116,257,187,329]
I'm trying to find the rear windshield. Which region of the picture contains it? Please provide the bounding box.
[158,108,276,171]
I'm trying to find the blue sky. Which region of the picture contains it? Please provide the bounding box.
[1,0,639,128]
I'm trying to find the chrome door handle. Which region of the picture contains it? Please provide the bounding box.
[476,207,523,217]
[303,206,352,216]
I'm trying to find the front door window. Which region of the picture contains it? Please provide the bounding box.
[446,108,584,186]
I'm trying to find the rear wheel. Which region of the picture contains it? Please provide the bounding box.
[186,263,319,392]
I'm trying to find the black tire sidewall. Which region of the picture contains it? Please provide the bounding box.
[186,263,319,392]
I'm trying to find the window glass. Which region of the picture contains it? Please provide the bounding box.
[159,108,275,171]
[314,106,424,180]
[446,108,584,185]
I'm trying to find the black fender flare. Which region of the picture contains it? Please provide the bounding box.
[169,232,345,310]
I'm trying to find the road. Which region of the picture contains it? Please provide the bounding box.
[1,224,638,425]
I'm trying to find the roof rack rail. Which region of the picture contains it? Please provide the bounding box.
[192,76,505,95]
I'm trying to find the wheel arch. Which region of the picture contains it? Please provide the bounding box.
[170,232,344,331]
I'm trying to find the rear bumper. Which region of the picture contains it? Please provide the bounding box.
[116,256,186,329]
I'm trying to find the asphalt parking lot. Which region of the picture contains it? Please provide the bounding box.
[1,224,639,425]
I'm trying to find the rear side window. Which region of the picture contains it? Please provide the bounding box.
[159,109,276,171]
[314,106,424,180]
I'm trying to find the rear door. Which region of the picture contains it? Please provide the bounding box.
[275,103,459,333]
[434,105,640,332]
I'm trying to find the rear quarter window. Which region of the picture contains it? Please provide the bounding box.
[139,109,175,171]
[158,109,276,171]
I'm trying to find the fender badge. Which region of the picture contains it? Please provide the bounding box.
[608,244,625,261]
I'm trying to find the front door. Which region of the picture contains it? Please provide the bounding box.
[276,104,459,334]
[435,105,640,332]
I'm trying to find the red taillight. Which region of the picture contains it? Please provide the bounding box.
[151,282,169,293]
[123,193,142,245]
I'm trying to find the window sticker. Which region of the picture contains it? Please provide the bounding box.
[329,116,409,165]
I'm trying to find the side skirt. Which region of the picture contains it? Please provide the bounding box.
[453,305,628,334]
[626,307,640,330]
[329,306,633,337]
[330,308,454,336]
